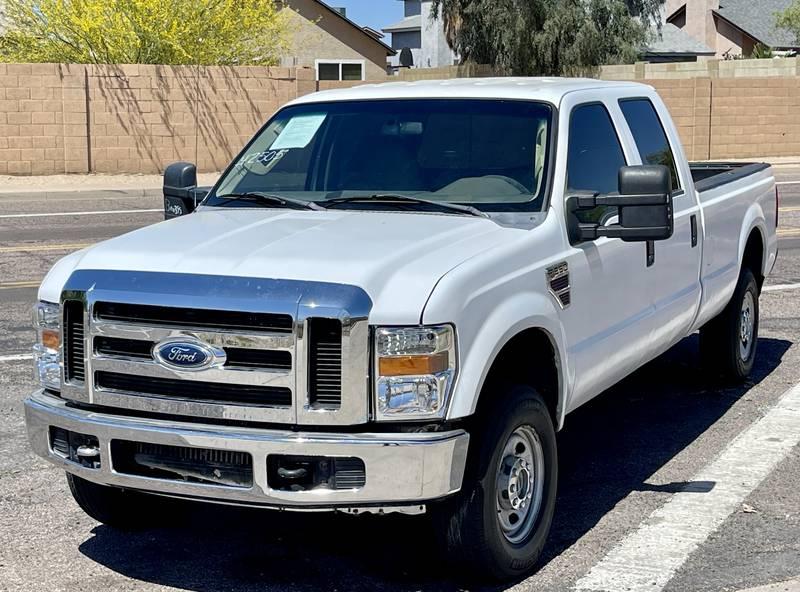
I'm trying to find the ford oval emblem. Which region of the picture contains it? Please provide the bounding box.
[153,339,221,371]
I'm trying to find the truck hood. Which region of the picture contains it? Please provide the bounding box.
[39,207,522,324]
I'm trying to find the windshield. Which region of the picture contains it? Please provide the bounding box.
[207,99,553,212]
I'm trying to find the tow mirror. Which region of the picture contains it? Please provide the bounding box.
[566,165,673,244]
[163,162,210,219]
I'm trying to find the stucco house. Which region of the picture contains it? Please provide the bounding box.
[281,0,395,80]
[383,0,458,69]
[665,0,800,58]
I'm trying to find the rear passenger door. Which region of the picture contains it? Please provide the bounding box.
[560,100,656,410]
[618,96,702,353]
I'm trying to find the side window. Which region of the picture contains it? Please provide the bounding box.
[567,103,627,223]
[619,98,681,192]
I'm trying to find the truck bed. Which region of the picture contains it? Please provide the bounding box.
[688,160,776,334]
[689,162,770,192]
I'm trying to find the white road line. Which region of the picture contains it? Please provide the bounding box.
[764,282,800,292]
[574,381,800,592]
[776,181,800,186]
[0,353,32,363]
[0,208,161,219]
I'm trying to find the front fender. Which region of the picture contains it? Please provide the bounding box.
[433,290,569,429]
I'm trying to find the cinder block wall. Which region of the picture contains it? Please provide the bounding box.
[605,75,800,161]
[0,63,322,175]
[1,61,800,175]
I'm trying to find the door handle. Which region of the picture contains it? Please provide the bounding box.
[690,215,698,247]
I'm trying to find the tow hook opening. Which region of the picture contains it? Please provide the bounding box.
[49,426,101,469]
[267,455,366,492]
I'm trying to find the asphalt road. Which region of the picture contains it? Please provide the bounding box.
[1,172,799,592]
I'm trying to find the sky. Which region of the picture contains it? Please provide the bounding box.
[327,0,404,33]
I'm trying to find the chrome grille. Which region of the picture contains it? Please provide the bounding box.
[63,301,86,382]
[95,371,293,407]
[93,336,293,370]
[58,271,372,426]
[308,318,343,409]
[94,302,293,333]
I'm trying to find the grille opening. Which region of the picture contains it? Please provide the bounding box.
[267,455,365,491]
[95,336,151,359]
[95,371,292,407]
[94,301,293,333]
[63,301,86,382]
[111,440,253,488]
[224,347,292,370]
[93,337,292,370]
[49,426,100,469]
[308,318,343,409]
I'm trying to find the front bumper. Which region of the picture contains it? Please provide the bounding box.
[25,390,469,511]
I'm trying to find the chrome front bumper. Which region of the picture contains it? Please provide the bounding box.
[25,390,469,511]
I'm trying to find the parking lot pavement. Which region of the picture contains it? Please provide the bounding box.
[1,178,799,592]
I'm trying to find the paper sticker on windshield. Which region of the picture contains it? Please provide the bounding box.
[270,114,327,150]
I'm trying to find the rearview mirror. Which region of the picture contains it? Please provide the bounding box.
[566,165,673,244]
[163,162,210,219]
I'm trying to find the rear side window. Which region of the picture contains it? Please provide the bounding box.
[567,103,627,223]
[619,98,681,192]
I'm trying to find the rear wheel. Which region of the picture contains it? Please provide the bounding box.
[700,267,760,382]
[433,385,557,581]
[67,473,174,529]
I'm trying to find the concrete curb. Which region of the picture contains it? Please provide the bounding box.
[0,188,163,201]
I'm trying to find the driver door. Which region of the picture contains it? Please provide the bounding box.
[558,99,657,410]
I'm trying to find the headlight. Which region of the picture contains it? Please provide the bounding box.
[32,301,61,391]
[374,325,456,421]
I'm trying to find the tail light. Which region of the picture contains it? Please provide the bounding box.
[775,185,780,229]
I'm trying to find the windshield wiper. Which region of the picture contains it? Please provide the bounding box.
[213,192,326,211]
[320,194,487,218]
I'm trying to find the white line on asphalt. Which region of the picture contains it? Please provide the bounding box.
[776,181,800,186]
[0,208,161,219]
[0,353,32,363]
[764,282,800,292]
[574,381,800,592]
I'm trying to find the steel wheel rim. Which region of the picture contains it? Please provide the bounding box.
[495,425,545,544]
[739,290,755,361]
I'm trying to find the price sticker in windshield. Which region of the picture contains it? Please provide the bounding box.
[271,114,327,150]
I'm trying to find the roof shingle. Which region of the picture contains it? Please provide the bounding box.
[716,0,799,48]
[646,22,716,55]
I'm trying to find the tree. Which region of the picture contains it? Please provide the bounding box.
[431,0,664,76]
[0,0,290,65]
[776,0,800,47]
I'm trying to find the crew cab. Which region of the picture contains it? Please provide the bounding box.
[25,78,778,580]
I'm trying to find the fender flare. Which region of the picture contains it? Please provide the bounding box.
[738,203,767,276]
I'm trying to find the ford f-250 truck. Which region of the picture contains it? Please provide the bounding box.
[26,78,778,580]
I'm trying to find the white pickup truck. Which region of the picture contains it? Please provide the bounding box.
[26,78,778,580]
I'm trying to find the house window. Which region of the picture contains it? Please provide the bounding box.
[315,60,365,81]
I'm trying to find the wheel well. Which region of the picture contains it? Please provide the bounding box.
[476,328,560,427]
[742,229,765,289]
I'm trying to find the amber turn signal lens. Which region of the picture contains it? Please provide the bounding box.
[41,329,60,351]
[379,352,448,376]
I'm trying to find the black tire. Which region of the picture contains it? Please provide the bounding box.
[700,267,759,382]
[433,385,558,582]
[67,473,174,529]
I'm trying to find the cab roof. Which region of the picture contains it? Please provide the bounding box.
[288,77,651,107]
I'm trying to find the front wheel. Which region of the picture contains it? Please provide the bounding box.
[67,473,176,529]
[433,385,558,581]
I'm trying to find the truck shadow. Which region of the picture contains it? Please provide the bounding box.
[77,336,792,592]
